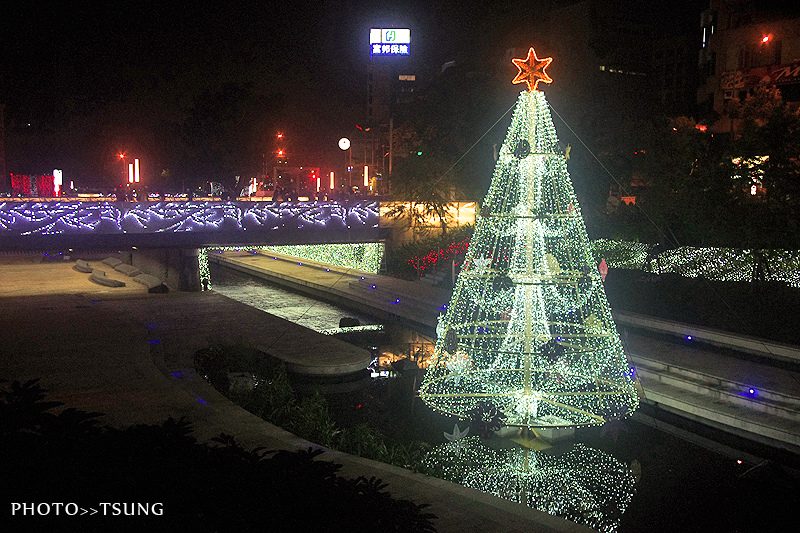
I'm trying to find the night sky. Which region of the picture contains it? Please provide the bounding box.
[1,0,705,189]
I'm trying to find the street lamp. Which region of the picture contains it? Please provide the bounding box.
[339,137,351,189]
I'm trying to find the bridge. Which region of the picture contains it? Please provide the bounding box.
[0,200,381,251]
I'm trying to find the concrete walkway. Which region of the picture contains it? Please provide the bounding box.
[0,255,589,533]
[210,251,451,334]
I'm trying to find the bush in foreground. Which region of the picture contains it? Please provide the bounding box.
[0,379,437,532]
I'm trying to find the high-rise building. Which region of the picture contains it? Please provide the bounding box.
[365,28,420,188]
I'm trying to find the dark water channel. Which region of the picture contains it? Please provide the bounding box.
[209,263,800,532]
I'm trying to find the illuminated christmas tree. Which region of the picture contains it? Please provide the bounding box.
[419,47,638,429]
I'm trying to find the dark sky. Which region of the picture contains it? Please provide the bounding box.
[1,0,706,187]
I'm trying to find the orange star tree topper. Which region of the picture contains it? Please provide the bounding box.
[512,47,553,91]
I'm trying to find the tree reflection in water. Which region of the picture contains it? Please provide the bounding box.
[426,435,636,532]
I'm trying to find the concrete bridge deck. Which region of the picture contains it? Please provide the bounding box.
[0,255,589,533]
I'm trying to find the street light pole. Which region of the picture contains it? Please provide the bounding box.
[338,137,351,195]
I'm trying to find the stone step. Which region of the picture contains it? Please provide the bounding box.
[636,374,800,450]
[635,365,800,421]
[630,353,800,411]
[616,311,800,364]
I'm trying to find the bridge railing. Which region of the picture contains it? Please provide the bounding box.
[0,200,381,250]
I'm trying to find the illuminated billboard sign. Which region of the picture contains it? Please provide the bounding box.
[370,28,410,57]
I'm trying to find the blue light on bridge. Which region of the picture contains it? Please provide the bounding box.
[0,200,380,248]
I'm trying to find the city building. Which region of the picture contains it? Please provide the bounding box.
[698,0,800,131]
[364,27,421,193]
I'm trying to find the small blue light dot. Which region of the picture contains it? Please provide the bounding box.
[196,398,207,404]
[686,335,693,341]
[148,340,161,344]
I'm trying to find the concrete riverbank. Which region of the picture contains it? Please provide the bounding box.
[0,255,590,533]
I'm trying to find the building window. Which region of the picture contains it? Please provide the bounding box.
[738,47,752,70]
[773,40,783,65]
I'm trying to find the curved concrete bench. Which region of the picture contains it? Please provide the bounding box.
[133,273,169,293]
[89,270,126,287]
[73,259,93,273]
[101,257,123,268]
[114,263,142,277]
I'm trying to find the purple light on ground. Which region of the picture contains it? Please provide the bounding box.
[741,387,758,398]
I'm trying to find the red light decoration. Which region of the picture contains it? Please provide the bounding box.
[36,175,55,197]
[511,47,553,92]
[10,174,55,197]
[408,239,470,274]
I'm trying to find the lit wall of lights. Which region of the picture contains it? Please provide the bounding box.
[591,239,800,289]
[199,242,383,291]
[260,243,384,273]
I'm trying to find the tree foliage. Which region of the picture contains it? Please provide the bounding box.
[602,86,800,249]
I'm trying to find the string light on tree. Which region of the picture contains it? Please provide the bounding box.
[419,47,639,430]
